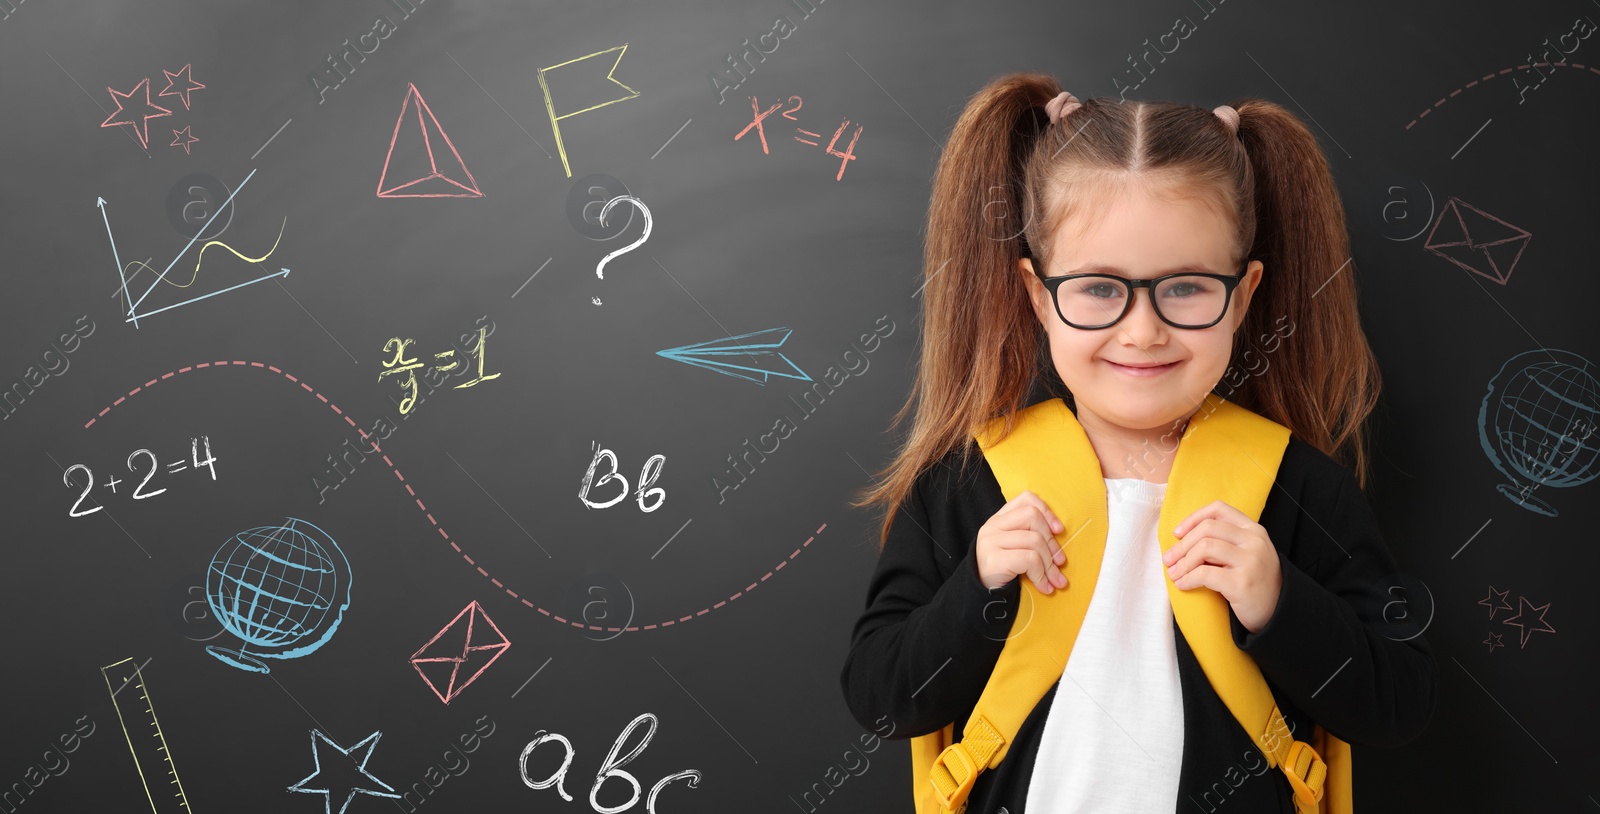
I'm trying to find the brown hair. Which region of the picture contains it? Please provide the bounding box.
[853,72,1381,548]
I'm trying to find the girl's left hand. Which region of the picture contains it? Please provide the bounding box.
[1162,500,1282,634]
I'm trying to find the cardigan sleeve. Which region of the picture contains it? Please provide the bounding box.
[1227,458,1439,749]
[839,454,1021,738]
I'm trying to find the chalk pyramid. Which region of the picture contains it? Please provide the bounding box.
[377,83,484,198]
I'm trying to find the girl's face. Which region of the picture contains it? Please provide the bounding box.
[1019,180,1263,443]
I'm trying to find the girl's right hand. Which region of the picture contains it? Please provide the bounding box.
[975,490,1070,593]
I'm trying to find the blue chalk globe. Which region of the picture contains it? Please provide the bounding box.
[1478,349,1600,517]
[204,517,352,673]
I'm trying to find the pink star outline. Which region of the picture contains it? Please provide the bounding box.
[101,77,173,149]
[158,63,205,111]
[1500,595,1556,648]
[170,125,199,155]
[1476,585,1512,620]
[1482,631,1504,652]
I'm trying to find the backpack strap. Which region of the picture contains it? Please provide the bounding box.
[922,396,1112,813]
[1154,396,1331,814]
[914,394,1339,813]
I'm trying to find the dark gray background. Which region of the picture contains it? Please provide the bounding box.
[1,0,1594,811]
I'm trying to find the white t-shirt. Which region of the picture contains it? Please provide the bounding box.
[1023,477,1185,813]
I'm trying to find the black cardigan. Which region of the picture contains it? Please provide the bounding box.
[839,416,1439,813]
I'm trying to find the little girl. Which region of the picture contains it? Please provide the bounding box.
[840,73,1438,813]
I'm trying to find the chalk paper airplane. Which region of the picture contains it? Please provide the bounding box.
[377,83,484,198]
[656,327,811,385]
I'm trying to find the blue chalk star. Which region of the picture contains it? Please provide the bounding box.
[288,730,401,814]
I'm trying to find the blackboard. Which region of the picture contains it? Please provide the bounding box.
[2,0,1595,811]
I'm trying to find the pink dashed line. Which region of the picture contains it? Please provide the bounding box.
[1405,62,1600,129]
[80,360,828,631]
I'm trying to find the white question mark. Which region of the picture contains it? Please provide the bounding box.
[593,195,652,305]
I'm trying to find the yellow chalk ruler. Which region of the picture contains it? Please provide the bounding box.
[102,658,194,814]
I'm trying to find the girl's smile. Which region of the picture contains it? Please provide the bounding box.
[1105,358,1181,376]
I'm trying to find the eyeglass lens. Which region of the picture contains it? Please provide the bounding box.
[1058,275,1230,328]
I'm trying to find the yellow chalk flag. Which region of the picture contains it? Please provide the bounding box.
[538,43,641,177]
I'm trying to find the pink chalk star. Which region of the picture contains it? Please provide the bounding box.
[170,125,199,155]
[158,63,205,110]
[101,77,173,149]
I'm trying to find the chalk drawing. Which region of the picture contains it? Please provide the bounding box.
[99,169,290,328]
[170,125,199,154]
[120,217,286,290]
[538,44,639,178]
[409,600,511,704]
[83,362,828,632]
[100,77,173,149]
[591,195,651,305]
[656,327,811,385]
[203,517,352,674]
[1422,197,1531,285]
[157,64,205,110]
[287,730,400,814]
[101,658,194,814]
[376,83,483,198]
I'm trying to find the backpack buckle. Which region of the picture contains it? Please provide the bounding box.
[1283,740,1327,809]
[928,741,980,811]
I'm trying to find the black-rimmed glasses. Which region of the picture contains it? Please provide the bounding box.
[1032,262,1247,330]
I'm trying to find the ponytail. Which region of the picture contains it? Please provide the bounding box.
[1227,99,1380,488]
[851,73,1062,547]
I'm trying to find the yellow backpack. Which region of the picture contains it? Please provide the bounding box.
[910,393,1351,814]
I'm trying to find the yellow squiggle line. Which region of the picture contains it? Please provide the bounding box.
[124,217,287,290]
